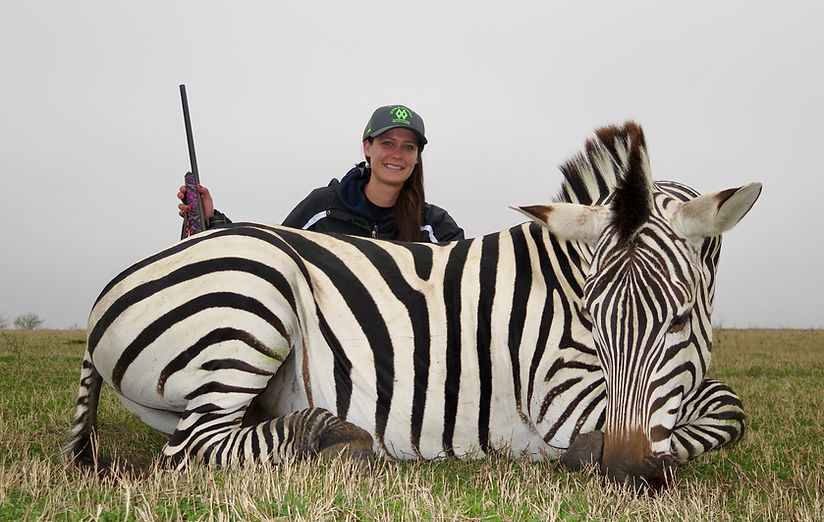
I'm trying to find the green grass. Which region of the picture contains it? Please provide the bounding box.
[0,329,822,520]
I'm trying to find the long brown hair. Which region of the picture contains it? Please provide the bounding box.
[394,155,424,241]
[365,139,425,242]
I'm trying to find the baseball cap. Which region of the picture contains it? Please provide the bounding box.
[362,105,427,146]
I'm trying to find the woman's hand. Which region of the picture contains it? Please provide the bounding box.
[177,183,215,219]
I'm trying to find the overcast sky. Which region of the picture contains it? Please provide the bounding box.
[2,1,822,329]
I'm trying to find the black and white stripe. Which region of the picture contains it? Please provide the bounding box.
[67,122,759,481]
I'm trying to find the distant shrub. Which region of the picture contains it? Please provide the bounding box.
[14,313,44,330]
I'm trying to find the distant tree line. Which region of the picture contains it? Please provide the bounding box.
[0,313,45,330]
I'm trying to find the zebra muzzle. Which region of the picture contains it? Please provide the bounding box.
[600,429,677,492]
[561,429,677,492]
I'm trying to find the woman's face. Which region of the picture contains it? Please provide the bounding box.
[363,128,420,189]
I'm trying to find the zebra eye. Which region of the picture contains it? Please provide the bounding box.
[669,314,689,334]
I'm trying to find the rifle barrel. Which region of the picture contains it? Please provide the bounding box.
[179,84,207,235]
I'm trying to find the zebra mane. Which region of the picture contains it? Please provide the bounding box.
[555,121,653,244]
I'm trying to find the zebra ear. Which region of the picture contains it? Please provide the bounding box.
[671,182,762,239]
[510,203,611,243]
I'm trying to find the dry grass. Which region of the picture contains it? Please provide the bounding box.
[1,328,822,520]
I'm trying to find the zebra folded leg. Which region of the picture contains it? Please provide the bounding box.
[278,408,376,465]
[163,406,375,469]
[669,379,746,463]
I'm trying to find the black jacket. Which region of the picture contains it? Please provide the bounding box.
[282,163,464,242]
[213,163,465,243]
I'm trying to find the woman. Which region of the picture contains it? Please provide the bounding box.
[178,104,464,243]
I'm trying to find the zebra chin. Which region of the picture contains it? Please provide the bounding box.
[562,428,676,493]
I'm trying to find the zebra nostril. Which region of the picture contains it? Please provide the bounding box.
[643,454,677,494]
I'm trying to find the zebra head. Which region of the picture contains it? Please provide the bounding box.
[515,122,761,487]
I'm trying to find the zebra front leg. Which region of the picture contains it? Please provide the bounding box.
[164,406,375,468]
[276,408,376,464]
[669,379,746,463]
[560,430,604,471]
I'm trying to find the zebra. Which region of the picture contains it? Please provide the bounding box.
[66,121,761,487]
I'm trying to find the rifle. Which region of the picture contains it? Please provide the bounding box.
[179,84,207,239]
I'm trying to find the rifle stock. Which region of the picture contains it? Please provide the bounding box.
[180,84,207,238]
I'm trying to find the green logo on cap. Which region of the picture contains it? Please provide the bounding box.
[390,106,412,125]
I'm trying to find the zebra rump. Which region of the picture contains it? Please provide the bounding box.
[66,121,761,489]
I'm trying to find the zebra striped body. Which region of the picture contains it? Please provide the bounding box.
[67,122,760,485]
[77,221,602,461]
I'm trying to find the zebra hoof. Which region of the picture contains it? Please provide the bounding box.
[319,442,376,472]
[315,414,375,471]
[560,430,604,471]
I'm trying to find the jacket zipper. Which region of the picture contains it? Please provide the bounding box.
[372,222,379,238]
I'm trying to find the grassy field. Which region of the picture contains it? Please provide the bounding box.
[0,328,822,521]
